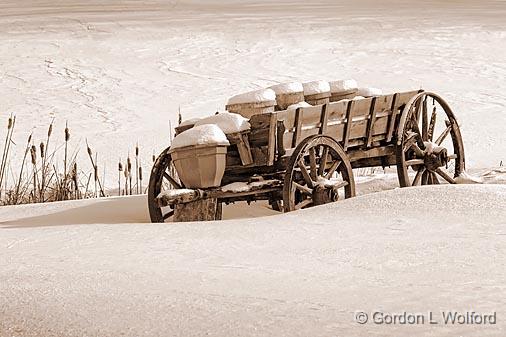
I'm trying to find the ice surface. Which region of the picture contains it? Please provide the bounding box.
[302,80,330,95]
[268,82,304,94]
[194,112,250,134]
[227,88,276,105]
[170,124,229,149]
[329,79,358,93]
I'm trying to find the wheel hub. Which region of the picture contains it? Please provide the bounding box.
[424,147,448,172]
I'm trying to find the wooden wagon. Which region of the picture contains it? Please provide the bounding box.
[148,90,465,222]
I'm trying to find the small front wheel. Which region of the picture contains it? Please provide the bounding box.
[283,135,355,212]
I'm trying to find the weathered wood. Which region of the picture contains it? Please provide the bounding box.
[267,113,277,165]
[174,197,219,222]
[342,100,354,150]
[319,104,329,135]
[227,131,253,166]
[276,120,286,157]
[365,97,378,147]
[292,107,303,148]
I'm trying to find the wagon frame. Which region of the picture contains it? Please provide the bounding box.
[148,90,465,222]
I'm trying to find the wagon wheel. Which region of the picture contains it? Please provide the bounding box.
[396,92,465,187]
[283,135,355,212]
[148,147,183,222]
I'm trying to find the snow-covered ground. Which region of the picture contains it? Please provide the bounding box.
[1,185,506,336]
[1,1,506,336]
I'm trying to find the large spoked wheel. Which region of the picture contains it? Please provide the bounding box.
[396,92,465,187]
[148,147,183,222]
[283,135,355,212]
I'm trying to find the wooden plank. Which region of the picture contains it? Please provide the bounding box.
[365,97,378,147]
[267,112,277,166]
[319,104,329,135]
[349,97,374,117]
[174,198,219,222]
[347,145,396,161]
[386,93,399,142]
[292,107,303,148]
[276,120,286,157]
[343,100,354,150]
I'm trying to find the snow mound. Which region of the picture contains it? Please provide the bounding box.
[268,82,303,94]
[287,101,312,110]
[194,112,250,134]
[481,167,506,184]
[1,185,506,337]
[329,79,358,93]
[455,171,484,184]
[179,117,202,127]
[302,80,330,95]
[170,124,229,149]
[357,87,383,97]
[352,95,366,100]
[227,88,276,105]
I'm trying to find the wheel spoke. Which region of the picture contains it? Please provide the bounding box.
[295,198,313,210]
[428,107,437,141]
[405,159,424,166]
[318,146,329,176]
[297,159,314,188]
[332,181,349,190]
[436,168,456,184]
[421,97,428,140]
[403,132,418,152]
[421,170,429,185]
[294,182,312,195]
[163,172,182,189]
[431,172,440,184]
[435,122,451,146]
[325,160,342,178]
[412,167,425,186]
[308,147,318,180]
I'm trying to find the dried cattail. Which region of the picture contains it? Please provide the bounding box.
[30,145,37,165]
[152,154,156,162]
[135,144,139,157]
[65,123,70,142]
[124,166,129,178]
[47,123,53,137]
[39,142,45,159]
[7,117,13,130]
[94,165,98,181]
[118,161,123,171]
[139,167,143,181]
[127,157,132,172]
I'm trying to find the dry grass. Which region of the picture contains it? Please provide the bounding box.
[0,115,149,206]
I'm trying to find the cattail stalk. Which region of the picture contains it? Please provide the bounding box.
[13,133,32,204]
[0,115,15,194]
[127,156,132,195]
[30,145,37,201]
[118,160,123,196]
[135,144,139,194]
[64,122,70,183]
[138,166,143,194]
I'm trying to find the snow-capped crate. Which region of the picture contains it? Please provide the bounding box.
[168,125,229,188]
[329,79,358,102]
[226,88,277,118]
[303,81,331,106]
[268,82,305,111]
